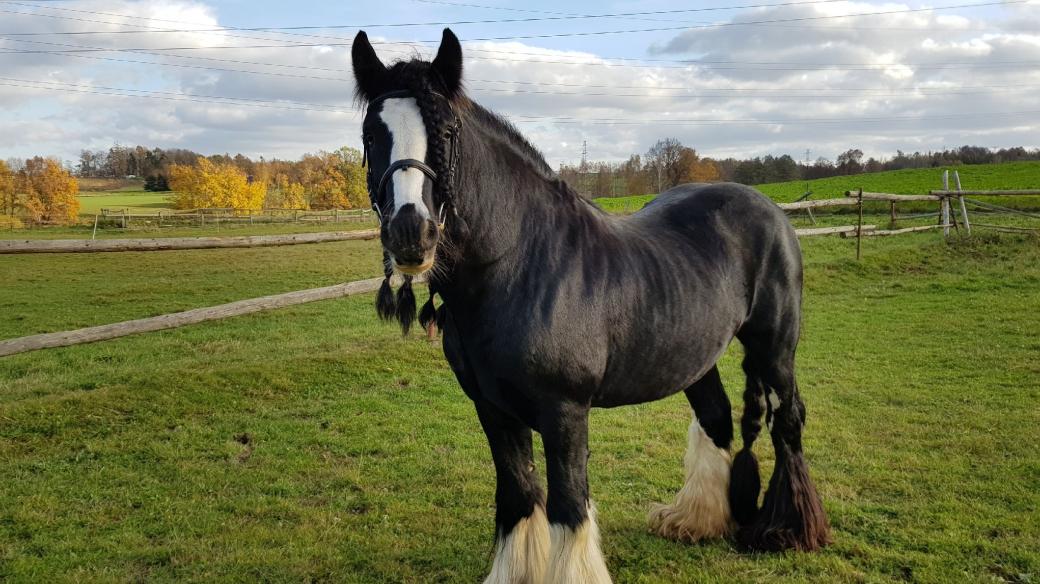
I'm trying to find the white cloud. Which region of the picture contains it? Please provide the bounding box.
[0,0,1037,167]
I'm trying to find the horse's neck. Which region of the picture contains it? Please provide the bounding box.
[448,120,587,271]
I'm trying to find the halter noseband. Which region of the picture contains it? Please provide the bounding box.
[362,89,461,228]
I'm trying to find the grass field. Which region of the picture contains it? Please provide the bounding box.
[77,178,147,193]
[77,192,174,215]
[754,161,1040,202]
[594,161,1040,214]
[2,227,1038,582]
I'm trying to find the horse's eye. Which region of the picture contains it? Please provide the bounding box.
[363,133,374,145]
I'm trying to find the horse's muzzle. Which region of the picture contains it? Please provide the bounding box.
[385,204,439,274]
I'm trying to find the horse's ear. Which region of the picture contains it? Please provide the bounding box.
[432,28,463,100]
[352,30,386,102]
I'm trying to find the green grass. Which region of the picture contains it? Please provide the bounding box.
[755,161,1040,202]
[77,192,174,215]
[2,230,1038,582]
[593,161,1040,215]
[0,240,382,339]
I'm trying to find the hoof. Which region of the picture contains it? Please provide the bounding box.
[738,451,830,552]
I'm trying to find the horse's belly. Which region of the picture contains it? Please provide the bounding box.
[591,325,734,408]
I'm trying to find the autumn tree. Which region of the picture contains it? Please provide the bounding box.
[620,155,649,196]
[18,158,80,224]
[298,148,367,209]
[676,148,721,183]
[0,160,16,216]
[168,157,266,210]
[268,174,308,209]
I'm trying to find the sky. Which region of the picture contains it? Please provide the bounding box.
[0,0,1037,168]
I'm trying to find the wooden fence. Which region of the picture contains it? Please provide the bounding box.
[96,207,376,229]
[0,229,379,254]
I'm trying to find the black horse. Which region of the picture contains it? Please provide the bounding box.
[352,29,830,583]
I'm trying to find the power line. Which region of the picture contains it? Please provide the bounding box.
[0,79,357,114]
[3,37,1037,72]
[0,0,882,35]
[2,69,1036,105]
[0,76,350,110]
[507,110,1040,125]
[3,78,1037,128]
[0,3,1013,41]
[4,38,1038,97]
[0,0,1025,48]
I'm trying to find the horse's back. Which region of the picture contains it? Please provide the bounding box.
[634,181,803,327]
[638,182,790,232]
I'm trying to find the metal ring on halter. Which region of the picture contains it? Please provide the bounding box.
[437,202,448,230]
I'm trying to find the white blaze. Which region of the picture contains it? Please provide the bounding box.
[378,98,430,219]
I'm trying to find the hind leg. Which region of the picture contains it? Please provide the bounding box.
[736,334,830,552]
[649,366,735,542]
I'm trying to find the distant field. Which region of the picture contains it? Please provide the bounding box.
[593,161,1040,216]
[755,160,1040,202]
[77,191,173,215]
[77,178,147,192]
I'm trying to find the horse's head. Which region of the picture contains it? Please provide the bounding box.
[352,28,464,277]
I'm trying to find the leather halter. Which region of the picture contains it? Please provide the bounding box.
[362,89,460,227]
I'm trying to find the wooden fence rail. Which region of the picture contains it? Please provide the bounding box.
[843,191,942,202]
[929,189,1040,197]
[0,276,407,358]
[0,229,379,254]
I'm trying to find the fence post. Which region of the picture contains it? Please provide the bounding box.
[941,170,951,237]
[890,201,897,227]
[955,170,971,235]
[92,214,99,240]
[856,188,864,260]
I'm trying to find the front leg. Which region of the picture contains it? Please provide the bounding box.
[476,398,550,584]
[541,401,612,584]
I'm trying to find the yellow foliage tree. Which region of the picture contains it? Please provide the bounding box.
[268,174,308,209]
[0,160,16,216]
[298,148,368,209]
[19,158,80,224]
[168,157,266,210]
[338,147,369,209]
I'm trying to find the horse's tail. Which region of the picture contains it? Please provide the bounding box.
[729,373,766,526]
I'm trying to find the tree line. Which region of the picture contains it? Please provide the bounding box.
[76,144,368,211]
[561,141,1040,198]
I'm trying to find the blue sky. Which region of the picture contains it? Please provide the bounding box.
[0,0,1037,167]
